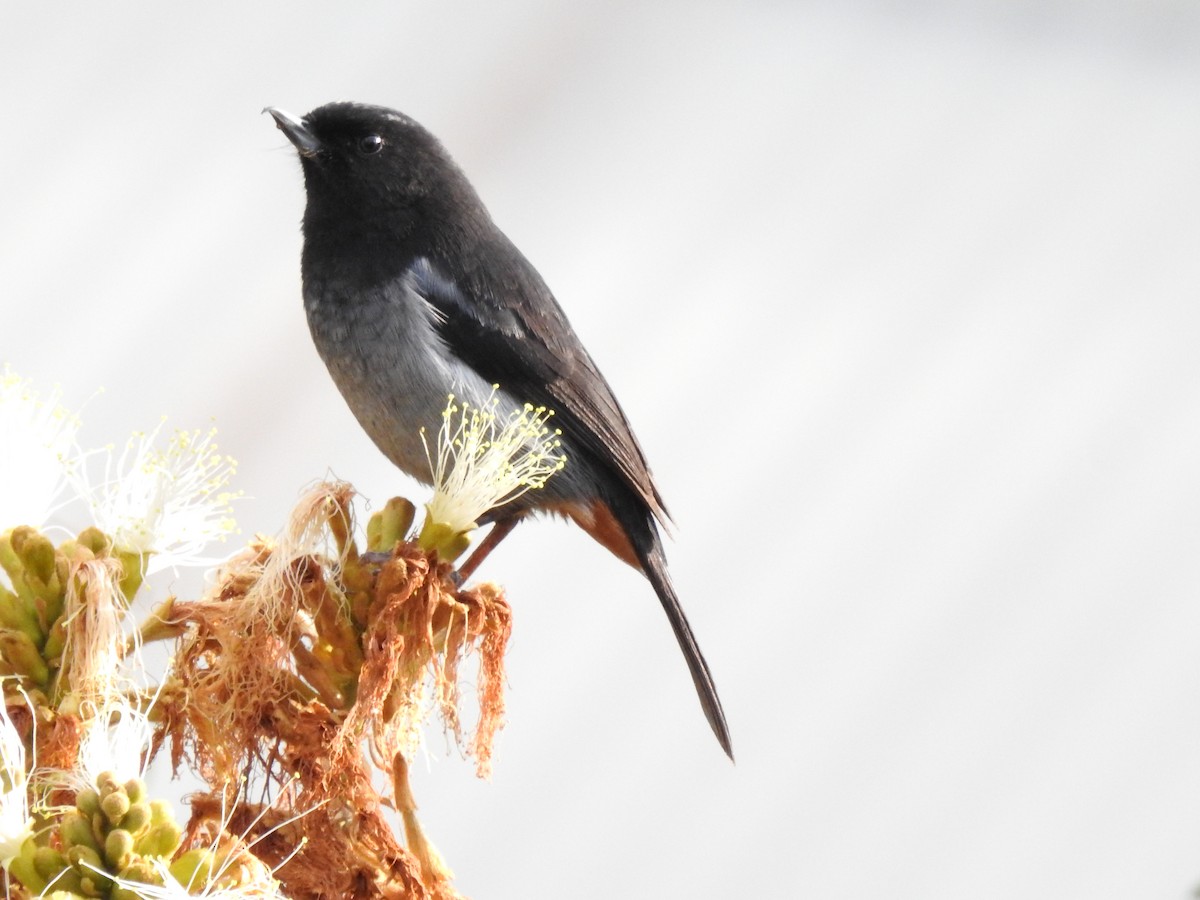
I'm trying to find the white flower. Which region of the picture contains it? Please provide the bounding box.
[0,698,33,869]
[421,388,567,536]
[0,367,81,532]
[74,695,155,787]
[80,422,240,573]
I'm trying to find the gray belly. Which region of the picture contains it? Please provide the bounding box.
[303,273,593,507]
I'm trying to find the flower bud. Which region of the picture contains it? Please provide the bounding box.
[104,828,135,870]
[118,857,160,885]
[416,520,472,562]
[15,530,56,591]
[75,527,112,558]
[50,867,87,895]
[96,770,121,797]
[0,629,49,683]
[139,821,183,859]
[368,497,416,552]
[100,788,131,824]
[123,777,146,805]
[148,799,174,826]
[75,787,101,817]
[32,845,66,879]
[113,858,162,900]
[7,851,46,894]
[59,812,99,853]
[169,847,215,889]
[0,580,42,643]
[66,842,104,874]
[41,617,66,661]
[119,802,151,837]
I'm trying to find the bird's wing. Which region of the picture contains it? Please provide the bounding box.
[408,254,670,524]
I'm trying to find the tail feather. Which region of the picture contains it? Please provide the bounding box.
[639,541,734,760]
[561,496,733,759]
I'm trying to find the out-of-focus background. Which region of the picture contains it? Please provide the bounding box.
[4,1,1200,896]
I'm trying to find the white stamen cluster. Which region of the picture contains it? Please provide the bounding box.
[80,423,240,573]
[422,388,566,535]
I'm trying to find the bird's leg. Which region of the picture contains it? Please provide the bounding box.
[454,516,521,583]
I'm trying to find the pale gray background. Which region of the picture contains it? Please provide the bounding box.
[4,1,1200,897]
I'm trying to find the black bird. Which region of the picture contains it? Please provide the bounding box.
[267,102,731,758]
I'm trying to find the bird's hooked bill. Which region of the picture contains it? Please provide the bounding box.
[264,107,323,158]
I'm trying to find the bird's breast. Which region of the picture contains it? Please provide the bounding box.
[302,272,495,483]
[301,268,600,511]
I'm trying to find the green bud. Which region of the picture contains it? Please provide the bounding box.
[104,828,135,870]
[119,858,161,886]
[140,821,183,859]
[119,801,151,836]
[112,867,158,900]
[16,835,39,868]
[17,531,57,589]
[368,497,417,552]
[67,843,105,875]
[75,787,101,817]
[96,770,121,797]
[46,869,87,895]
[442,530,472,562]
[75,527,112,557]
[59,811,99,852]
[67,845,104,870]
[123,777,147,805]
[112,550,146,602]
[92,811,109,847]
[0,533,31,600]
[41,616,67,662]
[0,627,49,683]
[0,582,43,643]
[169,848,216,890]
[417,518,473,562]
[4,528,55,610]
[33,845,67,879]
[34,579,65,636]
[148,799,174,826]
[100,788,131,824]
[7,851,47,895]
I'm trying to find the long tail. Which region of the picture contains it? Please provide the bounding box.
[564,498,733,759]
[639,540,734,760]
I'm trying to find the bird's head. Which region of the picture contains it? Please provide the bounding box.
[266,102,479,242]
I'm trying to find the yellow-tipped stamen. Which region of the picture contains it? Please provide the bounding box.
[418,387,566,558]
[78,421,241,577]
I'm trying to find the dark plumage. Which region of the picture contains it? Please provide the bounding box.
[267,102,731,758]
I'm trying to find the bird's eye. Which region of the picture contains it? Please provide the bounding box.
[357,134,385,155]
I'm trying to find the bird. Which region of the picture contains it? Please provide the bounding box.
[266,102,731,758]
